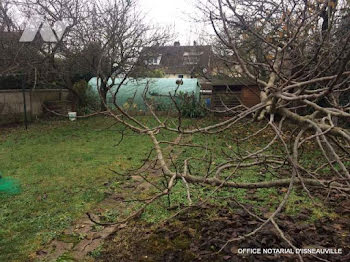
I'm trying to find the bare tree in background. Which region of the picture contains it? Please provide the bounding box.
[16,0,89,88]
[79,0,171,110]
[0,0,41,76]
[0,0,18,31]
[0,0,88,87]
[7,0,170,106]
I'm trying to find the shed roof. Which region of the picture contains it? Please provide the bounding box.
[211,77,258,86]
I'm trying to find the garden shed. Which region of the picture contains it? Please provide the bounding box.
[88,78,201,111]
[211,78,261,112]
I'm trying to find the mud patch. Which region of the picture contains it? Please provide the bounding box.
[98,200,349,262]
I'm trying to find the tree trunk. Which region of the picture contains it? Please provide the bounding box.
[100,81,108,111]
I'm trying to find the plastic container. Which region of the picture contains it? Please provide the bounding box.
[88,77,201,111]
[68,112,77,121]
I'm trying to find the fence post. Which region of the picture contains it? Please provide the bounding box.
[22,75,28,130]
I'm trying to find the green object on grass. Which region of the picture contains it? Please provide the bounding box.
[0,172,20,195]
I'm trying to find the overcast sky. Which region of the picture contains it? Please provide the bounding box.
[10,0,211,45]
[140,0,208,45]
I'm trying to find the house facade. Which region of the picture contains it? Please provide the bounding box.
[140,42,261,110]
[141,41,212,79]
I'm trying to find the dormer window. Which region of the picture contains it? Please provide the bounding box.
[146,55,162,65]
[183,56,199,65]
[183,51,202,65]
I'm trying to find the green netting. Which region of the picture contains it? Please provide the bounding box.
[88,78,201,111]
[0,172,21,196]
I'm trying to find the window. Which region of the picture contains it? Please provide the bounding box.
[183,55,199,65]
[183,51,202,65]
[146,55,162,65]
[148,57,157,64]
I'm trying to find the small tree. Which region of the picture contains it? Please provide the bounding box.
[73,0,171,110]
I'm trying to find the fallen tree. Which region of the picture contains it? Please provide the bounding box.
[86,1,349,261]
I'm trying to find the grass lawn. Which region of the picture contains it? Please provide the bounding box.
[139,122,336,224]
[0,117,158,261]
[0,116,340,261]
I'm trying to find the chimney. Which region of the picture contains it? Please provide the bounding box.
[193,41,197,46]
[174,41,180,47]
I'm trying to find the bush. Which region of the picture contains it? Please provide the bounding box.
[177,93,206,118]
[0,75,23,90]
[72,80,100,114]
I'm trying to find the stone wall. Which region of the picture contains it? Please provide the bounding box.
[0,89,71,124]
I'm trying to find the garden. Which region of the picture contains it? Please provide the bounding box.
[1,0,349,261]
[0,116,348,261]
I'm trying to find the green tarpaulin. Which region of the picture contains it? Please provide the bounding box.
[88,78,201,111]
[0,172,20,196]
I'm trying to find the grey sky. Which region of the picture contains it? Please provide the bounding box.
[11,0,210,45]
[140,0,207,45]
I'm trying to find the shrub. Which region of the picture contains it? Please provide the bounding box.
[177,92,206,118]
[72,80,100,114]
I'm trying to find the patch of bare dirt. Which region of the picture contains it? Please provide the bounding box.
[34,167,162,261]
[97,199,350,262]
[34,134,185,261]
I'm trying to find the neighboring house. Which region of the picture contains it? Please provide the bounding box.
[139,42,261,109]
[0,31,24,74]
[141,41,212,79]
[0,31,43,77]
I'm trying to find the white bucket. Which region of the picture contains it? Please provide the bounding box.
[68,112,77,121]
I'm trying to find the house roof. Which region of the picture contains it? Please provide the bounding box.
[141,45,212,75]
[0,31,43,48]
[0,31,22,39]
[0,31,43,74]
[0,30,44,46]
